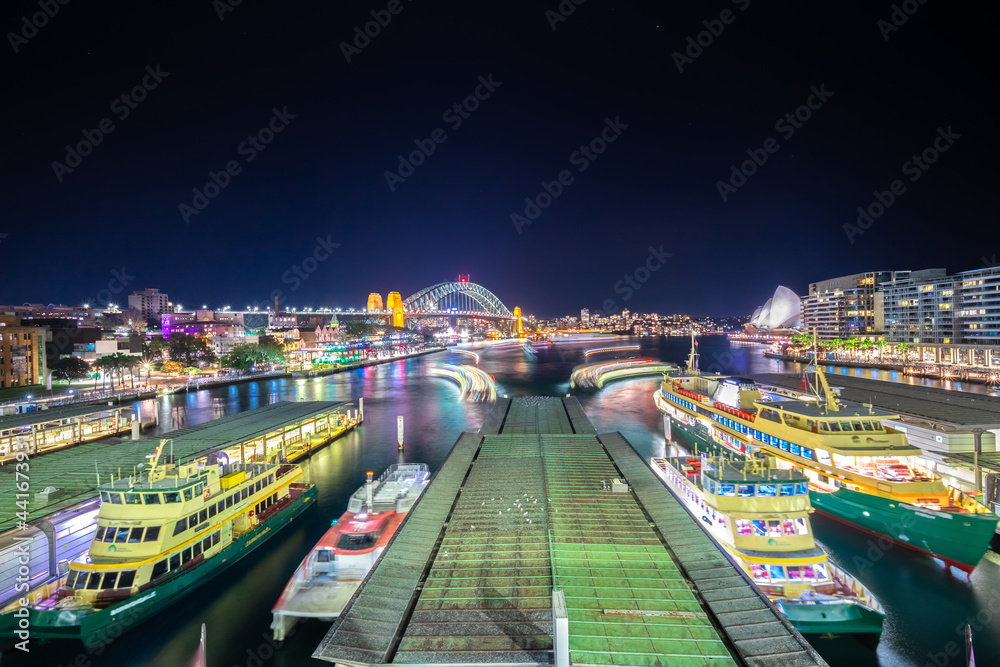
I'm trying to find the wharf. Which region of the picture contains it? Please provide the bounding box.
[315,397,826,667]
[0,403,134,464]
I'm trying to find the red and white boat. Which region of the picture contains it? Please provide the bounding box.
[270,463,430,640]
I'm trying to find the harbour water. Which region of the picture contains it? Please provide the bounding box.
[10,338,998,667]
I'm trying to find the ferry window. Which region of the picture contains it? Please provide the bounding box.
[144,526,160,542]
[337,532,379,550]
[872,421,883,431]
[144,493,161,505]
[779,484,795,497]
[217,501,224,514]
[118,571,136,588]
[169,554,180,571]
[212,531,220,546]
[194,484,203,497]
[801,565,815,582]
[827,422,840,432]
[242,488,248,500]
[256,481,262,493]
[75,573,89,589]
[182,548,192,564]
[737,484,755,497]
[202,537,211,552]
[209,504,217,518]
[109,493,123,504]
[816,449,831,464]
[227,495,234,508]
[66,571,78,588]
[128,528,143,543]
[707,480,716,494]
[719,484,735,496]
[125,493,142,505]
[795,482,808,495]
[758,484,777,497]
[790,444,801,456]
[795,518,808,535]
[819,422,828,432]
[100,491,110,503]
[767,521,782,537]
[183,488,193,501]
[193,542,203,558]
[814,563,829,581]
[786,567,802,583]
[95,527,106,541]
[163,492,181,503]
[269,474,274,485]
[86,573,101,589]
[101,572,118,589]
[751,564,768,582]
[782,520,796,536]
[199,509,207,524]
[768,565,785,582]
[151,560,167,580]
[851,422,863,431]
[173,520,187,537]
[752,520,766,537]
[841,422,853,432]
[862,421,874,431]
[186,515,196,530]
[104,527,118,542]
[115,529,129,543]
[779,440,789,452]
[801,448,813,460]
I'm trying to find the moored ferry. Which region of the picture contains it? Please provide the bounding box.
[270,463,429,641]
[651,454,883,636]
[0,444,316,648]
[653,334,999,572]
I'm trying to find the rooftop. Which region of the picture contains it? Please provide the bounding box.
[0,404,132,432]
[314,397,826,667]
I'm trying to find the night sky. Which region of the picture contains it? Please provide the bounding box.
[3,1,996,318]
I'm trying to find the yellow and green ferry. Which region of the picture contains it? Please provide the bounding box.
[651,454,884,636]
[0,443,315,648]
[654,335,999,573]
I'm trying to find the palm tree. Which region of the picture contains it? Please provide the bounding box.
[874,339,889,360]
[829,339,844,359]
[843,337,859,360]
[896,342,912,362]
[858,339,874,359]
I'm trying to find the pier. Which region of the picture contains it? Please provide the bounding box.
[315,397,826,666]
[0,404,134,464]
[0,400,357,612]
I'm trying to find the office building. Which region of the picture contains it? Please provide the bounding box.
[127,288,170,320]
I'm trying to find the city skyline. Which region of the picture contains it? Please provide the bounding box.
[3,2,996,316]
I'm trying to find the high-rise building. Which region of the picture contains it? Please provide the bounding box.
[802,271,901,340]
[0,315,45,388]
[128,288,170,320]
[580,308,589,324]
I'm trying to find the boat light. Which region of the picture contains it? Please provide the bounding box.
[862,511,870,517]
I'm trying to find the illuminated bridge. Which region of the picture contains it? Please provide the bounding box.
[367,280,522,333]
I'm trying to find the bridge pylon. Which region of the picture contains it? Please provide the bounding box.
[513,306,523,337]
[367,293,384,312]
[386,292,404,328]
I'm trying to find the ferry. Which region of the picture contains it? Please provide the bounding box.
[653,333,999,572]
[270,463,429,641]
[651,454,883,636]
[0,444,316,648]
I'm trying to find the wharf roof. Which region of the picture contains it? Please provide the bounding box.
[751,373,1000,428]
[315,397,827,667]
[0,404,132,432]
[0,401,345,534]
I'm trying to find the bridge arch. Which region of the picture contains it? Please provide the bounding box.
[403,282,513,318]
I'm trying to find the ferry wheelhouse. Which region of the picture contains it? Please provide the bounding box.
[651,455,883,636]
[653,335,999,572]
[4,444,315,647]
[270,463,429,641]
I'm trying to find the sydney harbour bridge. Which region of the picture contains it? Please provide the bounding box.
[363,278,522,332]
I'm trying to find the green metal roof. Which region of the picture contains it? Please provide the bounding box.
[0,404,132,432]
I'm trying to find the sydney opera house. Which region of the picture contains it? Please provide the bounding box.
[748,285,802,331]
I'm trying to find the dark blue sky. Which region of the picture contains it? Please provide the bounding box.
[3,1,996,317]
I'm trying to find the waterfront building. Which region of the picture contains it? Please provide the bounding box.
[127,288,170,320]
[0,315,46,388]
[802,271,902,340]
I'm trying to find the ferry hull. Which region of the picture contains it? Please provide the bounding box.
[3,485,317,649]
[809,487,998,572]
[781,600,884,636]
